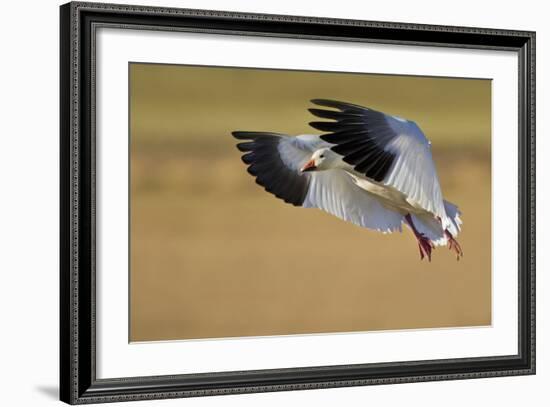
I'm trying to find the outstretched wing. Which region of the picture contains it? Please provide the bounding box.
[232,131,404,232]
[232,131,320,206]
[309,99,447,224]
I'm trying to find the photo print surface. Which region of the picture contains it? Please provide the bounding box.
[129,63,492,342]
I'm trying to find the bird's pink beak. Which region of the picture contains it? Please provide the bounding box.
[301,159,317,172]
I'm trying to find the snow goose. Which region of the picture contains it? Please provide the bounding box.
[232,99,463,261]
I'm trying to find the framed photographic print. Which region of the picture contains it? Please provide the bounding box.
[60,1,536,404]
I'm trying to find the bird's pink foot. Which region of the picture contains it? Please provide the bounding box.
[405,214,434,261]
[416,233,434,262]
[445,230,463,260]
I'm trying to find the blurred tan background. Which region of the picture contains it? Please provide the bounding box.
[129,63,492,342]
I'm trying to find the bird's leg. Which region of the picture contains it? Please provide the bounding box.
[405,214,434,262]
[436,216,464,260]
[444,230,463,260]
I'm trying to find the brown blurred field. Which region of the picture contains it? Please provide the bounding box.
[129,63,492,342]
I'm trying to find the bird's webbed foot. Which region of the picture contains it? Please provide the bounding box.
[416,233,435,262]
[444,230,463,260]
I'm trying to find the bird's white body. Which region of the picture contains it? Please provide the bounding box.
[349,173,424,215]
[293,140,426,215]
[233,99,463,260]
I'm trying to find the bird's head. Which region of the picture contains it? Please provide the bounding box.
[301,148,336,172]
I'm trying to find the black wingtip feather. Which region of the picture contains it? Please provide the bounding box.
[311,122,367,133]
[241,152,255,164]
[236,142,255,152]
[232,132,310,207]
[319,132,365,144]
[232,131,288,140]
[311,100,398,183]
[309,121,349,132]
[309,121,331,132]
[308,108,339,120]
[310,99,366,112]
[232,131,254,140]
[310,99,346,109]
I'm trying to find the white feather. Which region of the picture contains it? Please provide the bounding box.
[275,135,405,233]
[383,117,447,226]
[406,200,463,247]
[303,170,404,233]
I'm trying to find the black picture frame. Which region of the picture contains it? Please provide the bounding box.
[60,1,536,404]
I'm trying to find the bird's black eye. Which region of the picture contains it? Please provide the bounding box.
[320,154,325,158]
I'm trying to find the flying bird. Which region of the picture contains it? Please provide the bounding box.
[232,99,462,261]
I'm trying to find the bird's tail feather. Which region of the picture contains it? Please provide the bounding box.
[443,200,462,237]
[407,201,462,247]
